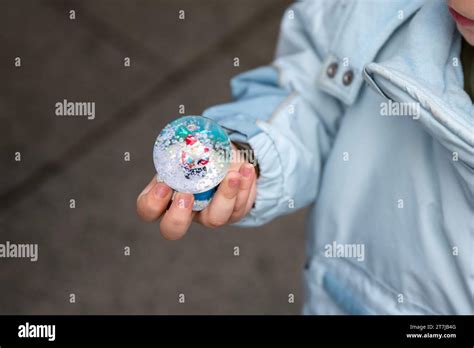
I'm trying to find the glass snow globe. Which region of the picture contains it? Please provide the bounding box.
[153,116,232,211]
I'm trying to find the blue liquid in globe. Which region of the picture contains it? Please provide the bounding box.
[153,116,232,211]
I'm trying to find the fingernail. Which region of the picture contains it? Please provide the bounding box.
[229,177,241,188]
[154,183,169,198]
[241,164,253,178]
[175,194,191,209]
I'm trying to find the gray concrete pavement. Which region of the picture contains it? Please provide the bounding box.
[0,0,307,315]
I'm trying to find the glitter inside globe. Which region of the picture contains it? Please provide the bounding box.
[153,116,232,211]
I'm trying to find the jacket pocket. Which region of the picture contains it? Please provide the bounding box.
[303,255,437,315]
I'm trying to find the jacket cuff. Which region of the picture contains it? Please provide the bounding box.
[233,128,284,227]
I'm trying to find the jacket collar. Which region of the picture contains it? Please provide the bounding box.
[318,0,426,105]
[364,0,473,165]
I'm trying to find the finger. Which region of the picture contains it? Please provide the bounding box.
[137,176,157,199]
[136,177,173,222]
[159,193,194,240]
[197,171,241,228]
[244,179,257,215]
[229,163,255,223]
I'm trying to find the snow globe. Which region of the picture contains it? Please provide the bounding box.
[153,116,232,211]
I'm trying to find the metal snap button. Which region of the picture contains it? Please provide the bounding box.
[326,62,338,78]
[342,70,354,86]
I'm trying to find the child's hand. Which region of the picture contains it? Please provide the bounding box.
[136,144,257,240]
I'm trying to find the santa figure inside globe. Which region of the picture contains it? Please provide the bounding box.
[180,134,210,179]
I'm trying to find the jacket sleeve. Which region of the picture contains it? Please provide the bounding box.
[202,1,343,226]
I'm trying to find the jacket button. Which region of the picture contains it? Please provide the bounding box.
[326,62,338,78]
[342,70,354,86]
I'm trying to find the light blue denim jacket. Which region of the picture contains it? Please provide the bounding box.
[203,0,473,314]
